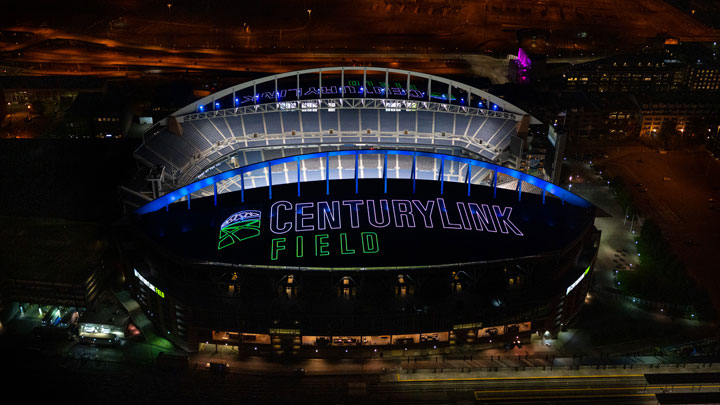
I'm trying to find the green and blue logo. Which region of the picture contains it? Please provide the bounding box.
[218,210,261,250]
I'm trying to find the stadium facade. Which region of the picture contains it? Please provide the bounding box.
[121,67,599,354]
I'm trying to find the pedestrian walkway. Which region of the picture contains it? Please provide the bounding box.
[114,290,154,338]
[182,338,720,381]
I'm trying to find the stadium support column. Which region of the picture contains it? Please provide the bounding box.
[427,78,432,102]
[411,154,416,194]
[268,163,273,200]
[325,154,330,195]
[385,69,389,99]
[407,72,411,100]
[297,159,301,197]
[363,68,367,99]
[214,182,218,206]
[167,116,183,137]
[341,68,344,98]
[383,152,388,194]
[542,189,546,204]
[187,193,191,209]
[493,170,498,199]
[355,152,359,194]
[439,156,445,195]
[466,164,472,197]
[241,171,245,203]
[517,179,522,201]
[550,126,568,185]
[514,115,531,170]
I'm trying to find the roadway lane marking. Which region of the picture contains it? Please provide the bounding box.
[652,199,682,224]
[397,374,644,382]
[475,393,655,401]
[474,384,720,394]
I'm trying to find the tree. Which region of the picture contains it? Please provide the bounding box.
[609,176,639,216]
[657,119,678,150]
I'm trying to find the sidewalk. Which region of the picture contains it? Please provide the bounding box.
[391,361,720,382]
[184,340,720,379]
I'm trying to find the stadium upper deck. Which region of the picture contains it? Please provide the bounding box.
[135,67,539,190]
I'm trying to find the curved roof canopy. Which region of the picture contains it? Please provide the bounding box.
[137,68,540,186]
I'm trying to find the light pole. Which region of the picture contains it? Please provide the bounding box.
[624,205,629,225]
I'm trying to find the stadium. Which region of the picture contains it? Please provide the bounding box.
[120,67,600,354]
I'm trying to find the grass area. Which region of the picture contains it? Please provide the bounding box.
[616,219,715,319]
[607,176,714,318]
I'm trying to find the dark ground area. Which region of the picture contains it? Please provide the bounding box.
[0,138,141,222]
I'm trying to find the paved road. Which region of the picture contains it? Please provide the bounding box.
[378,373,720,404]
[2,0,718,77]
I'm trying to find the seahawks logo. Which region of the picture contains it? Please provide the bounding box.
[218,210,261,250]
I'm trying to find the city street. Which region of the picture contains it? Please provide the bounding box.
[2,0,718,77]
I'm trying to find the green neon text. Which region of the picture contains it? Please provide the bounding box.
[268,232,381,260]
[361,232,379,253]
[271,238,286,261]
[296,235,303,258]
[315,234,330,256]
[340,233,355,255]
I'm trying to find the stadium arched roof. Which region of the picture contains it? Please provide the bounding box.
[135,67,540,187]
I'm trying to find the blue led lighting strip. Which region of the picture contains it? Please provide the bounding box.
[136,150,592,215]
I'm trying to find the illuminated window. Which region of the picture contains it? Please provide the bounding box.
[338,276,356,299]
[279,274,297,298]
[451,272,463,293]
[508,276,523,289]
[395,274,414,297]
